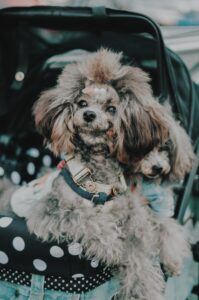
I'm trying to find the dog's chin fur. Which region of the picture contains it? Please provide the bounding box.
[77,131,109,147]
[1,48,191,299]
[79,133,105,146]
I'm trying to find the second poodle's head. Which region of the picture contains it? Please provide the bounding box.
[134,140,172,180]
[33,48,169,162]
[132,117,196,181]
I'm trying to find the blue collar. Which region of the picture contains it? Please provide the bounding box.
[61,168,113,205]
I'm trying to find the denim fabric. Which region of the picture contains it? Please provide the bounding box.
[141,180,175,217]
[0,275,120,300]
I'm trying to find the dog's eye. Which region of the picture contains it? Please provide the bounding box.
[78,100,88,108]
[106,106,116,115]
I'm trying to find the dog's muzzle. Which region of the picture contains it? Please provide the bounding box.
[83,110,96,122]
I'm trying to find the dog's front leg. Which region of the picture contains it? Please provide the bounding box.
[113,196,166,300]
[158,218,190,276]
[26,192,124,266]
[115,243,166,300]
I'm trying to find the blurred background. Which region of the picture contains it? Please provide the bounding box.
[1,0,199,25]
[0,0,199,83]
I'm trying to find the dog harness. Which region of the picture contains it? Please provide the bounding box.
[59,154,127,205]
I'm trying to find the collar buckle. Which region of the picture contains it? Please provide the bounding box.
[73,167,91,184]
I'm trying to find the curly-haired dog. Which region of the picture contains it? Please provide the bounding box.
[6,49,192,299]
[131,117,196,276]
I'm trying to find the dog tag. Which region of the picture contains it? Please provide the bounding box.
[85,181,97,193]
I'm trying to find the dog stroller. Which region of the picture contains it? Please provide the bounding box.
[0,5,198,299]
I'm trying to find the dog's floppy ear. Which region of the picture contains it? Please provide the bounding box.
[169,121,196,180]
[33,88,60,140]
[33,88,74,156]
[33,63,85,156]
[114,66,169,163]
[118,99,168,163]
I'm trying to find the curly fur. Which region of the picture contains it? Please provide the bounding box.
[0,178,18,215]
[33,48,169,162]
[26,176,166,300]
[132,103,196,182]
[1,49,192,299]
[168,119,196,180]
[130,108,195,277]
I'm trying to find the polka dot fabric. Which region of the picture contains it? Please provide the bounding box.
[0,268,31,286]
[0,215,113,292]
[0,267,112,293]
[44,269,112,293]
[0,132,59,185]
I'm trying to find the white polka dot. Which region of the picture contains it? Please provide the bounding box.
[91,258,99,268]
[12,237,25,251]
[27,162,35,175]
[72,274,84,279]
[26,148,39,158]
[11,171,21,184]
[50,246,64,258]
[68,242,83,256]
[33,259,47,271]
[0,166,5,177]
[0,217,13,228]
[0,251,9,264]
[42,155,52,167]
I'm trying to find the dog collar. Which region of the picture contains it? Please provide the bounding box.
[59,154,127,205]
[61,168,113,205]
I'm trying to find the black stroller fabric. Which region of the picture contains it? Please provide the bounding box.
[0,214,112,293]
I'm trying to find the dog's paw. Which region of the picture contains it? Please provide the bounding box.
[163,260,182,277]
[160,244,184,276]
[159,219,191,277]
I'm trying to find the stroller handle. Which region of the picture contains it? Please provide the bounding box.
[0,6,178,105]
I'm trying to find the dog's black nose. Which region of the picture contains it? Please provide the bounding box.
[152,165,163,174]
[83,110,96,122]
